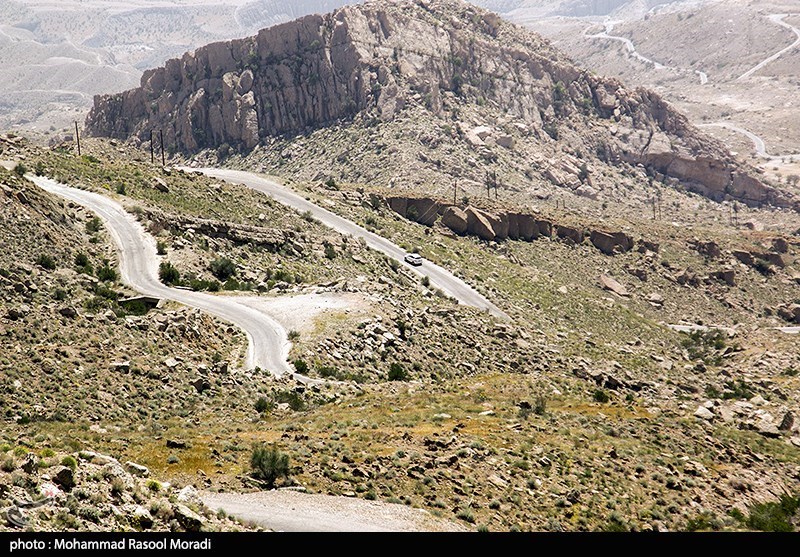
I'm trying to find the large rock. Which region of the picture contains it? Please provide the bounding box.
[441,206,468,234]
[590,230,633,255]
[173,504,205,532]
[598,274,629,297]
[465,207,497,241]
[53,466,76,490]
[555,224,583,245]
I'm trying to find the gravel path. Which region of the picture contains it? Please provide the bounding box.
[202,490,468,532]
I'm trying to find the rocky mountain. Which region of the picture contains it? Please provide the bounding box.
[85,0,795,211]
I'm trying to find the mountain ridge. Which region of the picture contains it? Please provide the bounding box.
[85,0,796,210]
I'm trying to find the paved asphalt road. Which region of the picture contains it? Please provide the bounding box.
[190,167,508,320]
[29,175,293,376]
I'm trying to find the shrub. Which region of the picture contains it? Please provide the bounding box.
[74,252,90,267]
[156,241,167,255]
[96,263,117,282]
[324,242,336,260]
[115,183,126,195]
[421,275,430,287]
[209,257,237,281]
[158,262,180,285]
[388,363,408,381]
[86,217,102,234]
[36,254,56,270]
[287,330,300,341]
[533,395,547,416]
[746,494,799,532]
[1,457,15,472]
[293,359,308,374]
[61,456,77,470]
[13,163,27,177]
[254,397,272,414]
[250,444,290,488]
[593,389,610,403]
[456,508,475,523]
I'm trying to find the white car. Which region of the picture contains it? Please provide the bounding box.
[404,253,423,266]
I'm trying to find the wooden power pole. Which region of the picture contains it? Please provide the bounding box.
[75,122,81,157]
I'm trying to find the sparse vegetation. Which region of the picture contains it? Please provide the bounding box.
[250,444,290,488]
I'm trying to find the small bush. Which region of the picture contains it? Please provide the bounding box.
[388,363,408,381]
[156,240,167,255]
[250,444,290,488]
[287,330,300,341]
[209,257,237,281]
[254,397,273,414]
[110,477,126,496]
[293,359,309,374]
[1,457,15,472]
[158,262,180,285]
[324,242,336,260]
[74,252,90,267]
[86,217,102,234]
[36,254,56,270]
[61,456,77,470]
[13,163,27,176]
[593,389,610,403]
[115,183,126,195]
[533,395,547,415]
[96,264,117,282]
[456,508,475,523]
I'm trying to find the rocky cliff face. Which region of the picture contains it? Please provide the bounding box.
[85,0,796,209]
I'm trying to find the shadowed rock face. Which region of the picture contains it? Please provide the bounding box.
[86,0,795,210]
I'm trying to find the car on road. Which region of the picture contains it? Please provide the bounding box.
[404,253,423,266]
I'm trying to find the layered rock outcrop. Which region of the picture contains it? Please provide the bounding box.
[385,193,634,255]
[86,0,795,209]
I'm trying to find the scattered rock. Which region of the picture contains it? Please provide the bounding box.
[125,461,150,477]
[694,406,714,421]
[598,274,629,297]
[173,504,205,532]
[53,466,76,490]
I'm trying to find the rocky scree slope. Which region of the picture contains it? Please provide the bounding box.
[85,0,794,210]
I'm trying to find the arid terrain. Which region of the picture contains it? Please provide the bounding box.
[1,0,799,533]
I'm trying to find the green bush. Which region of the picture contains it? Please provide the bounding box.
[13,163,27,177]
[209,257,237,280]
[388,363,408,381]
[250,444,290,488]
[593,389,610,403]
[96,263,117,282]
[324,242,336,260]
[156,241,167,256]
[61,456,77,470]
[158,262,180,285]
[74,252,89,267]
[747,494,799,532]
[293,359,309,374]
[86,217,102,234]
[254,397,273,414]
[36,254,56,270]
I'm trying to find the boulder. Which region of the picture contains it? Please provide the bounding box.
[465,207,497,241]
[407,198,440,226]
[590,230,634,255]
[776,304,800,324]
[555,224,583,245]
[173,504,205,532]
[772,237,789,253]
[778,411,794,431]
[58,307,79,319]
[130,506,154,530]
[53,466,76,490]
[710,269,736,286]
[153,177,170,193]
[694,406,714,421]
[732,250,754,266]
[441,206,468,234]
[496,135,515,149]
[125,461,150,477]
[598,274,629,297]
[692,240,721,258]
[535,219,553,238]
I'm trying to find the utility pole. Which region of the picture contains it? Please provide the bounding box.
[159,129,165,167]
[150,130,155,164]
[75,122,81,157]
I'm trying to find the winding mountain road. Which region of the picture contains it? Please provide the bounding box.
[738,13,800,80]
[188,167,508,320]
[29,175,294,377]
[698,122,800,162]
[584,20,666,70]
